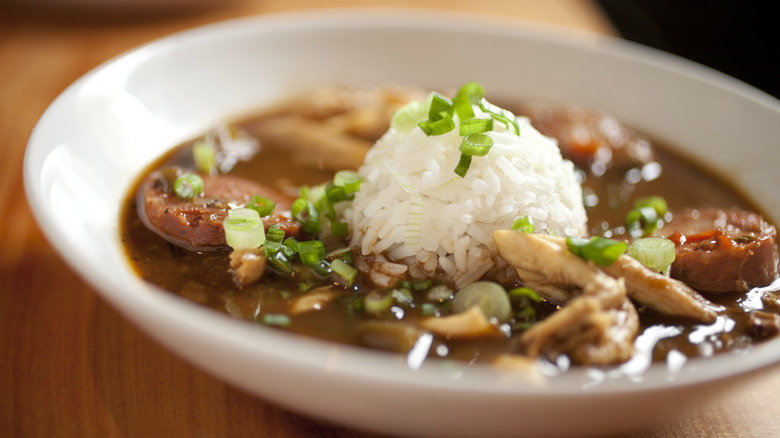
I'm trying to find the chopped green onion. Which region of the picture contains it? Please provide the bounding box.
[459,133,494,156]
[508,287,542,302]
[479,99,520,135]
[420,302,438,317]
[192,140,216,174]
[261,314,291,327]
[512,216,535,233]
[628,237,676,276]
[291,198,321,234]
[173,173,204,199]
[391,100,427,132]
[459,118,493,135]
[263,225,285,253]
[331,258,358,286]
[635,196,668,216]
[223,208,265,250]
[566,236,628,267]
[392,288,414,306]
[452,94,475,121]
[626,206,660,238]
[427,94,454,120]
[456,81,486,104]
[333,170,362,194]
[418,116,456,136]
[364,290,394,314]
[297,240,325,267]
[452,281,512,322]
[248,195,275,217]
[454,154,472,178]
[330,221,349,237]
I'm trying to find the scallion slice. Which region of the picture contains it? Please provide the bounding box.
[427,94,454,120]
[418,116,456,136]
[456,81,486,104]
[364,290,394,314]
[452,94,475,122]
[248,195,275,217]
[192,140,216,174]
[453,153,472,178]
[452,281,512,323]
[297,240,325,267]
[391,101,427,132]
[566,236,628,267]
[628,237,676,276]
[626,206,660,238]
[291,198,321,234]
[331,258,357,286]
[333,170,361,194]
[512,216,535,233]
[459,133,494,156]
[261,314,291,327]
[173,173,204,199]
[330,221,349,237]
[223,207,265,250]
[459,117,493,136]
[479,99,520,135]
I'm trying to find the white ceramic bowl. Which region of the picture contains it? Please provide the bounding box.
[23,9,780,438]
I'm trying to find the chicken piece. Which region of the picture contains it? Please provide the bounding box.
[602,255,721,322]
[229,248,267,287]
[493,230,637,364]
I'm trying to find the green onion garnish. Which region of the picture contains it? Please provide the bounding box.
[626,206,660,238]
[333,170,361,194]
[512,216,535,233]
[223,208,265,250]
[626,196,667,238]
[459,118,493,136]
[173,173,204,199]
[364,290,394,314]
[297,240,325,267]
[452,94,475,121]
[291,198,321,234]
[459,133,494,156]
[391,101,427,132]
[261,314,291,327]
[566,236,628,267]
[331,258,358,286]
[479,99,520,136]
[427,94,454,120]
[456,81,486,104]
[330,221,349,237]
[628,237,676,276]
[508,287,542,302]
[419,116,456,136]
[192,140,216,174]
[248,195,275,217]
[452,281,512,323]
[453,154,472,178]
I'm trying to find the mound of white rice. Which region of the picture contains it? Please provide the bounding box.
[343,97,587,288]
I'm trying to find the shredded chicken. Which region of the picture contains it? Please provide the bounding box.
[493,230,637,364]
[229,248,267,287]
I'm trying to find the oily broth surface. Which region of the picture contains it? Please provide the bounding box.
[120,97,762,365]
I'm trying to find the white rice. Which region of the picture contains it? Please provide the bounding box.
[343,102,587,288]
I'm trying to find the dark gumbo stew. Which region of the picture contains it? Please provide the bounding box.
[121,84,780,372]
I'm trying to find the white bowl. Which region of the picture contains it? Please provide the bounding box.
[23,8,780,438]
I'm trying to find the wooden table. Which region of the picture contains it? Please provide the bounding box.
[2,1,779,436]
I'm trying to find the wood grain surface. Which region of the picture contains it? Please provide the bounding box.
[1,1,779,436]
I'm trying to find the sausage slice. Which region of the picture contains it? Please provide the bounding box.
[662,208,778,293]
[137,167,300,251]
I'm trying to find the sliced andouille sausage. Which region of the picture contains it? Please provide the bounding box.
[662,208,779,293]
[137,167,300,251]
[519,102,654,174]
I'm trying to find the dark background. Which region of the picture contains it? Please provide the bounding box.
[598,0,778,99]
